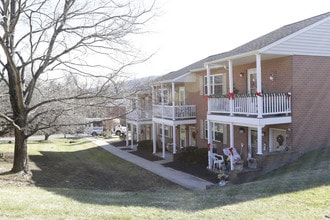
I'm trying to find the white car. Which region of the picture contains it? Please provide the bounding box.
[113,125,126,136]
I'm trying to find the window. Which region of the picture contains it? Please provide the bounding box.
[204,74,226,95]
[213,123,224,142]
[204,120,226,143]
[159,125,171,137]
[158,88,169,104]
[204,120,208,139]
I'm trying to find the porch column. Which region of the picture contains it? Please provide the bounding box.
[207,120,213,169]
[230,123,235,170]
[152,121,156,154]
[228,60,234,116]
[172,82,175,120]
[125,122,129,146]
[131,124,134,149]
[257,126,263,155]
[256,53,263,119]
[173,125,177,154]
[136,123,140,143]
[162,123,165,158]
[206,64,213,169]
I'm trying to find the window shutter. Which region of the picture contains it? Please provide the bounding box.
[222,74,227,94]
[199,76,203,95]
[199,120,204,139]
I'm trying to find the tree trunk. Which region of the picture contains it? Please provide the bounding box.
[11,129,29,173]
[44,133,50,141]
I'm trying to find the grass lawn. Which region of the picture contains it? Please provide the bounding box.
[0,138,329,219]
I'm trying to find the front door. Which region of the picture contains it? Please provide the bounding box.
[248,128,258,157]
[180,125,186,148]
[179,87,185,105]
[248,68,257,94]
[189,127,196,147]
[269,128,287,152]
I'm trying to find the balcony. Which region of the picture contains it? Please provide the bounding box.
[153,104,196,120]
[209,93,291,117]
[126,108,152,121]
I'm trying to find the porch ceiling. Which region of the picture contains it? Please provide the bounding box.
[206,53,288,67]
[153,118,197,126]
[207,114,292,127]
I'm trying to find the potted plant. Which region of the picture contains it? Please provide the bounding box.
[248,157,257,169]
[234,158,243,171]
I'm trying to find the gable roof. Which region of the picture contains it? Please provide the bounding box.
[155,11,330,83]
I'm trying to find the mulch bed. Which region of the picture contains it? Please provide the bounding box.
[107,139,219,184]
[163,160,219,184]
[130,151,164,161]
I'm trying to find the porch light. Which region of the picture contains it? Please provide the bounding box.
[269,73,274,81]
[239,127,245,134]
[239,72,244,77]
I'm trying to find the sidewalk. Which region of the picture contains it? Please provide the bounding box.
[88,138,214,190]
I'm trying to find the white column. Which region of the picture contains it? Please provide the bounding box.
[152,121,156,154]
[173,125,176,154]
[162,123,165,158]
[172,82,175,119]
[207,120,213,169]
[228,60,234,116]
[131,124,134,149]
[125,122,129,146]
[256,53,263,119]
[136,124,140,143]
[230,123,235,170]
[206,64,213,169]
[257,126,263,155]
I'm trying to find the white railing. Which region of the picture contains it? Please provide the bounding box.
[126,108,153,121]
[153,104,196,120]
[209,93,291,116]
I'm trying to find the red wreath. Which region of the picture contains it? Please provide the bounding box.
[255,91,262,96]
[228,92,234,100]
[229,147,234,156]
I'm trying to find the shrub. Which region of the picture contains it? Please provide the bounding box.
[137,140,153,151]
[175,147,208,167]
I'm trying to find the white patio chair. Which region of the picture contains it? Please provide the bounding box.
[212,153,225,171]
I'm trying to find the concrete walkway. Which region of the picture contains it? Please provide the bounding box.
[88,138,214,190]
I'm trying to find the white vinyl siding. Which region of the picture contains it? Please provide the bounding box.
[263,18,330,56]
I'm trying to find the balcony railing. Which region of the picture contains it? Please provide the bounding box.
[209,93,291,116]
[126,108,153,121]
[153,104,196,120]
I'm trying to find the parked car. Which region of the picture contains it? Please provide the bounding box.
[113,125,126,136]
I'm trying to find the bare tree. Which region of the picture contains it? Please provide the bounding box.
[0,0,155,173]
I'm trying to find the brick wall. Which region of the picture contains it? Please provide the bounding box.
[292,55,330,152]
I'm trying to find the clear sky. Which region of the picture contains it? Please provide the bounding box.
[131,0,330,78]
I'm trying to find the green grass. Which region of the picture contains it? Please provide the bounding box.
[0,138,329,219]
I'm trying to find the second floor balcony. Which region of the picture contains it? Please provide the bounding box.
[126,108,153,121]
[209,93,291,117]
[153,104,196,120]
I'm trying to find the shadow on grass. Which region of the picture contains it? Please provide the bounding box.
[25,146,330,210]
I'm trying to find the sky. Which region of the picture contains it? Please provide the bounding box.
[131,0,330,78]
